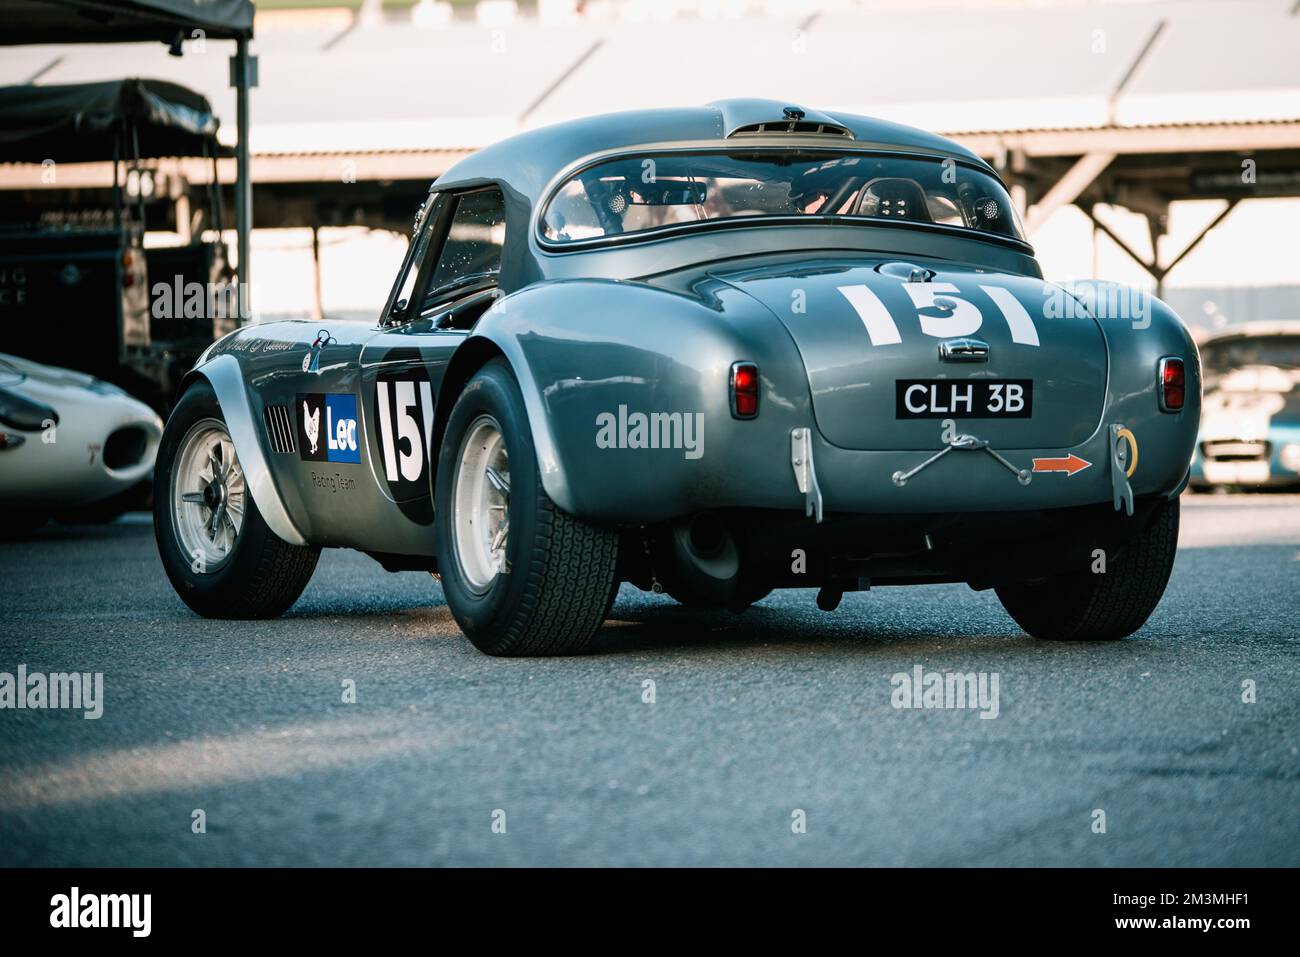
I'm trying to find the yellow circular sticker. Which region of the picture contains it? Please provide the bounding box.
[1116,427,1138,477]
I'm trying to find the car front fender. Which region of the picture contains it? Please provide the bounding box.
[185,353,310,546]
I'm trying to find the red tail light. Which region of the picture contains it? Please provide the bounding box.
[1158,357,1185,412]
[730,361,759,418]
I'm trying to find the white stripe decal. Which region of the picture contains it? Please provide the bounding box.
[837,283,902,346]
[981,284,1040,346]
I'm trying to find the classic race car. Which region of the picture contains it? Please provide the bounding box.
[1190,321,1300,490]
[153,100,1201,654]
[1,353,162,533]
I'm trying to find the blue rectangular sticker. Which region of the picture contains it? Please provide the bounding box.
[296,393,361,464]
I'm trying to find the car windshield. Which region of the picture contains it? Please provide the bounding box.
[541,149,1026,245]
[1202,334,1300,375]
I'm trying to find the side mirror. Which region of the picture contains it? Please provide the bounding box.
[390,298,409,322]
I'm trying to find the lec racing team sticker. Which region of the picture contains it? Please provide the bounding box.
[296,393,361,464]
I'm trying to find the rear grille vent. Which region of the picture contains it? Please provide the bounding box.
[729,121,854,138]
[264,404,296,454]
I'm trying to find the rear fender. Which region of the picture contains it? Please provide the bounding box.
[1068,284,1202,498]
[461,279,811,523]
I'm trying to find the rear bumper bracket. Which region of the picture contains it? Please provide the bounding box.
[1109,423,1135,516]
[790,427,824,523]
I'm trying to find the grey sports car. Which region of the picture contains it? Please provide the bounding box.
[153,100,1201,655]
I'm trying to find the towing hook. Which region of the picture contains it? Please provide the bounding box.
[892,424,1030,488]
[1109,423,1136,516]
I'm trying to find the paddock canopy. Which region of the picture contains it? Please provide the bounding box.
[0,0,253,45]
[0,78,228,161]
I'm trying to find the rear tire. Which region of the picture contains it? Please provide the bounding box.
[154,380,319,619]
[996,497,1180,641]
[434,359,618,656]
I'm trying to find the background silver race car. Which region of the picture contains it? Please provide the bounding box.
[1190,321,1300,490]
[0,352,162,532]
[152,100,1201,655]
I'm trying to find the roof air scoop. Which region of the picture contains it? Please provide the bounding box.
[710,98,855,140]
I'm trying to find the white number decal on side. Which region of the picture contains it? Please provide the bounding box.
[836,281,1040,347]
[376,379,434,483]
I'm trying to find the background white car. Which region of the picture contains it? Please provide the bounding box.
[0,352,162,532]
[1190,321,1300,490]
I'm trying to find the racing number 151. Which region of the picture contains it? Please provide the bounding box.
[838,282,1040,347]
[376,379,434,484]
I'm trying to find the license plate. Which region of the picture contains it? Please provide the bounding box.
[895,379,1033,419]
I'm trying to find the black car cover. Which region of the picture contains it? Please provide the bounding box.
[0,78,229,162]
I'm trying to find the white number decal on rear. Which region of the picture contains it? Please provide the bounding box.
[837,281,1040,347]
[902,283,982,338]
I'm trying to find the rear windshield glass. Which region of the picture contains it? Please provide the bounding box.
[541,150,1026,245]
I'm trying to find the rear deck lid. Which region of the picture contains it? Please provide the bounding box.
[714,258,1108,451]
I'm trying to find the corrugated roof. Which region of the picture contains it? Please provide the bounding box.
[0,0,1294,156]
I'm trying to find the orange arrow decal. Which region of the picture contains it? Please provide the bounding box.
[1031,453,1091,476]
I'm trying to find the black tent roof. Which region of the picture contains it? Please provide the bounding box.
[0,0,253,45]
[0,78,229,161]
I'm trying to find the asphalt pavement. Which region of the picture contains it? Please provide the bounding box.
[1,493,1297,866]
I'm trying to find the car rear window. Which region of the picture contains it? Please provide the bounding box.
[540,149,1026,246]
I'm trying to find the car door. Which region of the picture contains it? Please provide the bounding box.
[355,186,508,548]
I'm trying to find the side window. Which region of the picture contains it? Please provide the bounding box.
[424,188,506,306]
[391,246,423,316]
[383,192,443,325]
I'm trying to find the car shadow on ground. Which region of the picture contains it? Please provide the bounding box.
[589,591,1039,658]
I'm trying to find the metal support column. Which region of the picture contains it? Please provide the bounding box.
[232,37,255,323]
[311,225,324,323]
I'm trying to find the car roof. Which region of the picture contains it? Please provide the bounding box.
[433,98,994,202]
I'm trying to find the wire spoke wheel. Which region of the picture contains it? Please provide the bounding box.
[450,414,510,594]
[171,417,246,573]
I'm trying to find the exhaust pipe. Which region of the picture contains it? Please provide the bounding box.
[654,512,742,605]
[675,511,738,578]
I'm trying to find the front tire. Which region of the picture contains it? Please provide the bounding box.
[996,497,1180,641]
[434,359,618,656]
[154,380,319,618]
